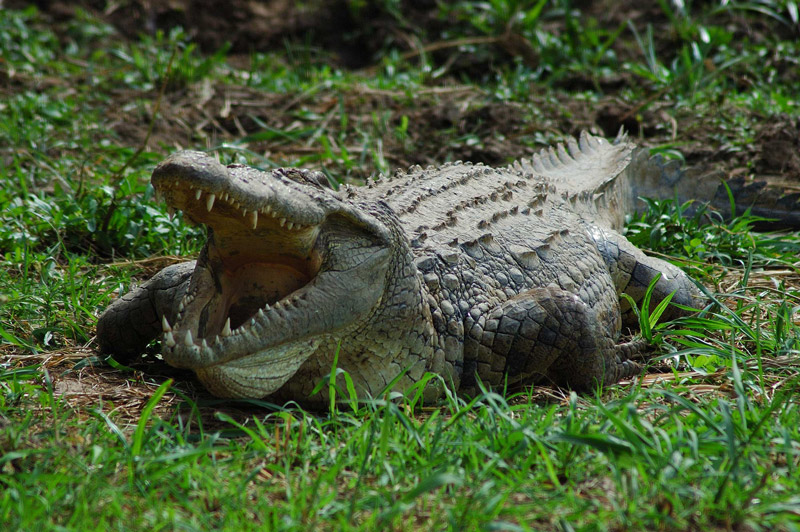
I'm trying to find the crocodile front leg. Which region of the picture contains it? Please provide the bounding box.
[460,286,644,395]
[96,261,195,360]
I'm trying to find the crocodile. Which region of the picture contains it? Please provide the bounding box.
[96,132,708,402]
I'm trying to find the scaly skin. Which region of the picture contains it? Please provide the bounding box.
[96,132,706,403]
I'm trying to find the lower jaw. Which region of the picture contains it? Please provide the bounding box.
[192,337,322,398]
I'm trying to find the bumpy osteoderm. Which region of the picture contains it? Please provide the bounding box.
[96,132,705,402]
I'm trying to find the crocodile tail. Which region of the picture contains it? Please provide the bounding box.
[516,130,709,230]
[626,138,800,228]
[625,142,722,215]
[515,130,800,230]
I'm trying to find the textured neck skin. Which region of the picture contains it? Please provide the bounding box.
[268,201,438,402]
[96,132,706,404]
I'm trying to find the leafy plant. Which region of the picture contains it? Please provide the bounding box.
[625,196,800,272]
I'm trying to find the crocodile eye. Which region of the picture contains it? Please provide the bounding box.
[276,168,331,189]
[307,171,332,189]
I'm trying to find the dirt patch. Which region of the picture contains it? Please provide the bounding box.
[17,0,442,68]
[107,82,539,174]
[754,117,800,181]
[594,101,670,138]
[106,84,296,154]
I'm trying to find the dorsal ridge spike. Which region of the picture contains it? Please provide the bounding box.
[579,130,594,152]
[556,142,572,165]
[547,147,559,167]
[567,136,581,159]
[531,152,545,172]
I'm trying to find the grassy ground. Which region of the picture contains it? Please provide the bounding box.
[1,2,800,530]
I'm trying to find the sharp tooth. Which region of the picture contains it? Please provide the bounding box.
[221,318,232,337]
[249,210,258,229]
[162,316,172,332]
[195,189,203,200]
[286,221,294,230]
[214,336,222,345]
[257,308,265,318]
[264,205,272,214]
[184,330,194,346]
[206,193,216,211]
[201,339,208,349]
[279,217,286,227]
[164,331,176,347]
[250,318,256,327]
[270,210,278,218]
[242,208,248,217]
[178,301,185,312]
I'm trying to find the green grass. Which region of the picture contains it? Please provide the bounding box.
[2,3,800,530]
[3,367,800,529]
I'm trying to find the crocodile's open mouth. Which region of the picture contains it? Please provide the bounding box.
[155,179,324,358]
[147,151,391,397]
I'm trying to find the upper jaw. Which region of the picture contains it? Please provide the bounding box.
[151,150,329,232]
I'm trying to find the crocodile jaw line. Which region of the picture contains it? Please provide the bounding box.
[152,162,390,397]
[155,173,327,372]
